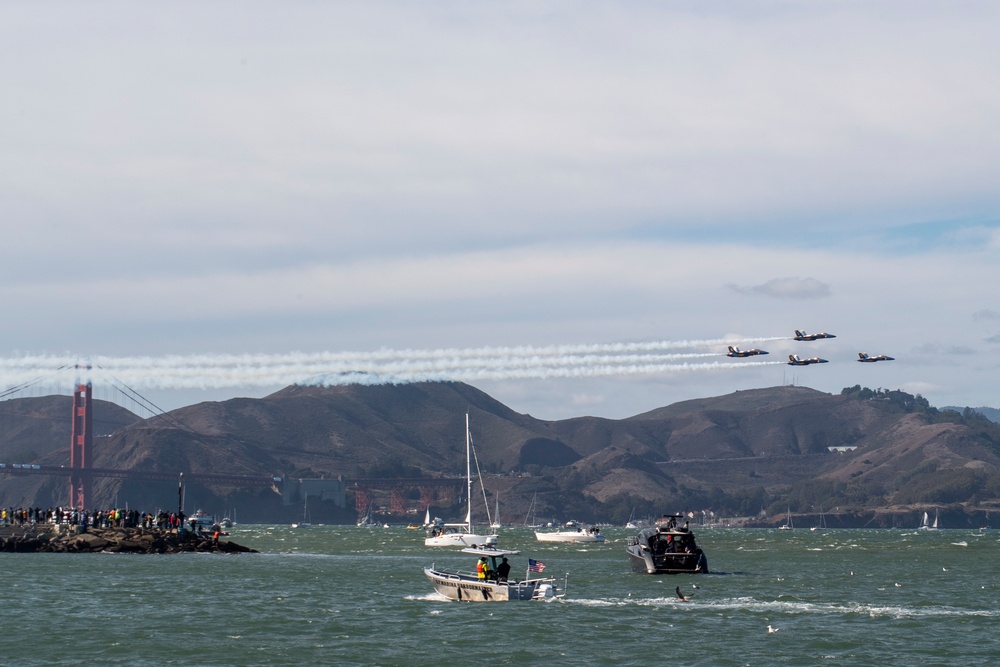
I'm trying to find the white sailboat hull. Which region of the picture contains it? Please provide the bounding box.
[534,531,605,543]
[425,532,498,547]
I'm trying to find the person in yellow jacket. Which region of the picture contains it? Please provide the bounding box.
[476,557,493,580]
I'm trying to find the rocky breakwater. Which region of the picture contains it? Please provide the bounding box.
[0,525,258,554]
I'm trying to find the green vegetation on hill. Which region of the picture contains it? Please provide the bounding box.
[1,383,999,526]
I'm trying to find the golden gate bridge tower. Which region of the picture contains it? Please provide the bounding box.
[68,380,92,509]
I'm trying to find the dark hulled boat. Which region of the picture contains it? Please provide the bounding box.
[625,515,709,574]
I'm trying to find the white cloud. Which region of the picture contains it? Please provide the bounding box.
[0,1,999,416]
[727,277,832,300]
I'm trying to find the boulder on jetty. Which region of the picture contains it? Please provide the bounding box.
[0,525,257,554]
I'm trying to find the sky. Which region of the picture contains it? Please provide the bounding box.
[1,1,999,420]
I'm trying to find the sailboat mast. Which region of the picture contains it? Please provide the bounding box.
[465,412,472,531]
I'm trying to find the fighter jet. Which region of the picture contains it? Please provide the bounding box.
[788,354,828,366]
[727,345,769,357]
[857,352,895,362]
[794,329,836,341]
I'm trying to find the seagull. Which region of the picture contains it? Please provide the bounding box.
[895,583,902,588]
[767,625,780,634]
[675,586,690,602]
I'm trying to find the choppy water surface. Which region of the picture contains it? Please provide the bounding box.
[2,526,998,666]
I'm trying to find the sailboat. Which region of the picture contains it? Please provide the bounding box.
[779,507,793,530]
[425,414,499,547]
[356,504,377,527]
[810,512,827,532]
[522,491,542,529]
[490,494,502,530]
[919,510,939,530]
[292,495,311,528]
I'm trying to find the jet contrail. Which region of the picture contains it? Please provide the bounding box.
[0,336,788,391]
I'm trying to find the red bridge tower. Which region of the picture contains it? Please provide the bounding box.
[69,381,92,509]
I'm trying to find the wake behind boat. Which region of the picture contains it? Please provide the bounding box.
[535,521,605,543]
[424,546,562,602]
[626,515,709,574]
[425,413,497,547]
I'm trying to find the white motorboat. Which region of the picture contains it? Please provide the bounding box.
[535,521,605,543]
[188,509,218,532]
[424,546,562,602]
[425,414,498,547]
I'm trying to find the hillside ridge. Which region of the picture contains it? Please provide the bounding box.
[1,383,998,527]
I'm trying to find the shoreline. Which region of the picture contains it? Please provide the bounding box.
[0,524,258,553]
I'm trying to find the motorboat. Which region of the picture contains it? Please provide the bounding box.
[424,546,562,602]
[625,515,709,574]
[187,510,217,531]
[535,521,605,543]
[187,510,227,536]
[425,414,498,547]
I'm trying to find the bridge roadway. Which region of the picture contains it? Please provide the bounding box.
[0,465,464,491]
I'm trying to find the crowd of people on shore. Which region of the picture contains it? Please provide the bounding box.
[1,506,189,531]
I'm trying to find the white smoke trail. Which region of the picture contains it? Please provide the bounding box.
[305,359,790,387]
[0,336,787,391]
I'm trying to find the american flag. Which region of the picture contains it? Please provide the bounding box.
[528,558,546,573]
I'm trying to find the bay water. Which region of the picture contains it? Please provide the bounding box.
[1,525,996,666]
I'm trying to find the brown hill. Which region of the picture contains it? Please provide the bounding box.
[1,383,998,527]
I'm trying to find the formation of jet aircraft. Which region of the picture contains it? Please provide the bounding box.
[857,352,895,362]
[723,330,895,367]
[788,354,828,366]
[727,346,768,357]
[793,329,837,341]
